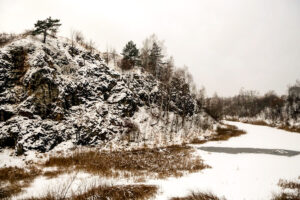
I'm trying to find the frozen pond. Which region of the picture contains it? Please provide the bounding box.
[152,121,300,200]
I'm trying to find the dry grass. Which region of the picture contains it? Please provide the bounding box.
[272,177,300,200]
[190,138,207,144]
[191,124,246,144]
[73,184,158,200]
[170,191,226,200]
[27,184,158,200]
[44,145,209,179]
[0,184,23,200]
[0,166,41,199]
[42,169,66,179]
[0,166,40,182]
[213,124,246,141]
[278,125,300,134]
[246,120,269,126]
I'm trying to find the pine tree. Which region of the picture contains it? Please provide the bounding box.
[149,42,163,76]
[120,41,139,70]
[32,17,61,43]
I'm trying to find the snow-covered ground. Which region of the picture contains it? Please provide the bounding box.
[151,121,300,200]
[3,121,300,200]
[14,171,134,200]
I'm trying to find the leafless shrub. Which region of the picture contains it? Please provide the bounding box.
[75,31,84,44]
[278,179,300,190]
[0,33,18,47]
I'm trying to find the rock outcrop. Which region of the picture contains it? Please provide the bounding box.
[0,36,216,153]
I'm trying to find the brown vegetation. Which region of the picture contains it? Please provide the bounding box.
[170,191,225,200]
[42,169,66,179]
[73,184,157,200]
[0,166,41,199]
[191,124,246,144]
[245,120,269,126]
[272,177,300,200]
[190,138,207,144]
[213,124,246,141]
[27,184,158,200]
[44,145,209,179]
[278,125,300,134]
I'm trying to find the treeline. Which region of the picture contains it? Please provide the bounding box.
[118,35,210,123]
[205,81,300,123]
[120,34,175,82]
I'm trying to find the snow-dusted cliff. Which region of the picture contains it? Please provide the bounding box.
[0,36,216,153]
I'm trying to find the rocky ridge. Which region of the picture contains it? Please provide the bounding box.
[0,36,216,153]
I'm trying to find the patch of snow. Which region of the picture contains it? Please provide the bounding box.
[107,92,127,103]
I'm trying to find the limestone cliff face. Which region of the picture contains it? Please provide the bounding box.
[0,36,216,153]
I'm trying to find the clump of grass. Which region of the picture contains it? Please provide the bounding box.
[191,124,246,144]
[44,145,209,179]
[0,166,40,183]
[272,177,300,200]
[170,191,226,200]
[0,166,41,199]
[213,124,246,141]
[27,184,158,200]
[74,184,158,200]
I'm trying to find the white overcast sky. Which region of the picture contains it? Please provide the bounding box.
[0,0,299,96]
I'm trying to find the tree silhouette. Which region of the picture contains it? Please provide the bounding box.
[32,17,61,43]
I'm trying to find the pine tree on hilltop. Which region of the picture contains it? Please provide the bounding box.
[32,17,61,43]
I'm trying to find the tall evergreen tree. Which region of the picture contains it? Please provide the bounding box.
[120,41,139,70]
[32,17,61,43]
[149,42,163,76]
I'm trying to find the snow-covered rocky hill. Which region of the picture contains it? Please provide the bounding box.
[0,36,216,153]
